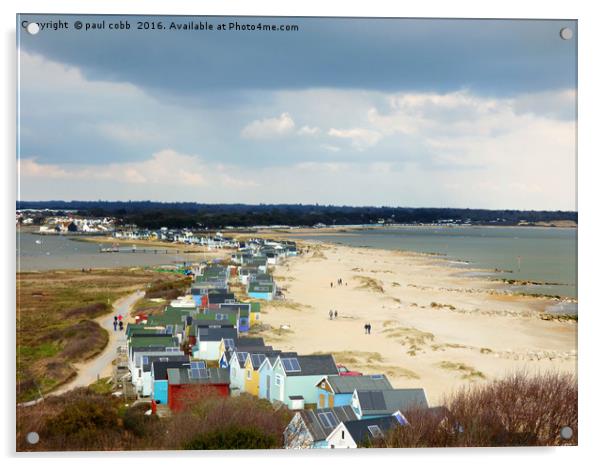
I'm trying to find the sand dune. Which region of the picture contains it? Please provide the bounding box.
[259,243,577,404]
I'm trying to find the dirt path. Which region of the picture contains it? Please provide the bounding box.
[52,290,143,395]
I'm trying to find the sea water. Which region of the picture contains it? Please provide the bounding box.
[293,226,577,303]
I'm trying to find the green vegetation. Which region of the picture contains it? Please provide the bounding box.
[437,361,486,380]
[354,275,385,293]
[17,268,183,402]
[88,377,114,395]
[17,390,292,451]
[17,200,578,229]
[17,372,576,450]
[185,426,278,450]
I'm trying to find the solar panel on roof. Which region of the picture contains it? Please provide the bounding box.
[320,411,337,429]
[318,412,335,429]
[198,368,209,379]
[251,354,265,368]
[282,357,301,372]
[191,361,206,369]
[189,368,202,379]
[367,425,384,438]
[142,356,149,365]
[370,374,384,379]
[224,338,235,349]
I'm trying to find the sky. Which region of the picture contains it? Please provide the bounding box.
[17,15,577,210]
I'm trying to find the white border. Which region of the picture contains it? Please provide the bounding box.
[3,0,600,464]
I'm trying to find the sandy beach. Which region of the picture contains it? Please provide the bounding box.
[259,242,577,404]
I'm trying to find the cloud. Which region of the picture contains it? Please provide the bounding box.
[17,51,576,209]
[19,149,258,190]
[328,127,383,150]
[97,123,162,145]
[320,144,341,153]
[297,125,321,136]
[241,112,295,139]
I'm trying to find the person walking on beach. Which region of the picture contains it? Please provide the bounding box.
[329,310,333,320]
[367,323,372,335]
[119,321,123,331]
[334,310,338,319]
[113,320,118,332]
[330,282,333,288]
[364,323,368,334]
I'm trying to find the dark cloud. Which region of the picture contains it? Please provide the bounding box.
[18,15,576,98]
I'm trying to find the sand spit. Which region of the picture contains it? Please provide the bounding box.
[259,243,577,404]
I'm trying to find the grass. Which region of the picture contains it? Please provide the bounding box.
[311,350,385,365]
[430,302,457,311]
[264,300,311,312]
[382,326,435,348]
[353,275,385,293]
[247,323,294,342]
[540,313,578,322]
[437,360,486,380]
[431,343,468,351]
[88,377,114,395]
[16,268,182,402]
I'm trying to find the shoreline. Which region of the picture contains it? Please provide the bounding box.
[258,241,577,404]
[290,237,577,308]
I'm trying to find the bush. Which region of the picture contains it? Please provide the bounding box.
[123,403,158,437]
[45,398,119,435]
[185,425,278,450]
[374,371,577,448]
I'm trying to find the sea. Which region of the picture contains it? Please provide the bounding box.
[16,232,199,272]
[292,226,577,311]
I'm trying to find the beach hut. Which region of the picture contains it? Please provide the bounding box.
[257,352,296,400]
[140,354,189,398]
[167,366,230,412]
[325,414,407,448]
[151,358,193,405]
[228,351,251,393]
[247,281,275,301]
[350,388,429,420]
[283,406,357,449]
[193,327,237,361]
[315,374,393,409]
[268,355,339,409]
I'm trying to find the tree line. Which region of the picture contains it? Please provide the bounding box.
[16,201,577,229]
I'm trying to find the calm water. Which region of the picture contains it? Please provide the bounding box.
[294,226,577,301]
[16,232,199,271]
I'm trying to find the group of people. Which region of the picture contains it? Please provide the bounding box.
[113,314,124,332]
[328,309,338,320]
[363,323,372,334]
[330,278,347,288]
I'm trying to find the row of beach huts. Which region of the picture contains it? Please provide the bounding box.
[124,238,442,448]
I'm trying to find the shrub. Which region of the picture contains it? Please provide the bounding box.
[123,403,158,437]
[373,371,577,448]
[184,425,278,450]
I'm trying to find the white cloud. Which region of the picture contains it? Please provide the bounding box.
[20,149,258,190]
[241,112,295,139]
[328,127,382,150]
[320,144,341,153]
[97,123,161,145]
[297,125,321,136]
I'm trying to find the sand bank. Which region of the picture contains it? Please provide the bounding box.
[259,243,577,404]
